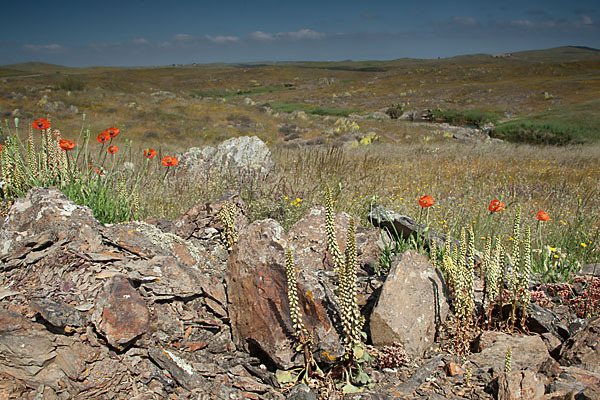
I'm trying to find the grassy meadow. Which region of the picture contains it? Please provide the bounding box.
[1,46,599,281]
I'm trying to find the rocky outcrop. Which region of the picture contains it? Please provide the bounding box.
[1,187,599,400]
[177,136,276,178]
[370,250,450,359]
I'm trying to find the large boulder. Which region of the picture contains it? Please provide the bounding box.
[177,136,276,178]
[226,219,345,370]
[369,250,450,359]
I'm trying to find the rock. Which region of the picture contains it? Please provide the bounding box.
[369,205,458,254]
[92,275,150,348]
[286,383,318,400]
[125,255,212,299]
[226,219,344,370]
[103,221,207,268]
[169,192,249,257]
[31,298,87,330]
[470,331,550,375]
[527,303,570,340]
[148,347,204,391]
[496,370,545,400]
[391,355,444,397]
[560,316,600,373]
[540,332,563,356]
[288,207,381,273]
[445,361,464,377]
[370,250,450,359]
[0,309,63,388]
[177,136,275,179]
[546,366,600,399]
[0,187,102,259]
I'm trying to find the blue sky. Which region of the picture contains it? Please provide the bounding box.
[1,0,598,66]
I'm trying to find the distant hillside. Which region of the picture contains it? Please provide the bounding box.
[3,62,73,74]
[509,46,600,62]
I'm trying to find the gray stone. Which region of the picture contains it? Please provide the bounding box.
[177,136,276,178]
[286,383,317,400]
[470,331,550,375]
[370,250,450,359]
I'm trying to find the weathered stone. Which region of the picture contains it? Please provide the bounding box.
[103,222,206,268]
[560,316,600,373]
[226,219,344,370]
[125,255,209,298]
[0,187,102,258]
[177,136,276,178]
[0,309,72,390]
[470,331,550,375]
[370,250,450,359]
[288,207,381,273]
[148,347,204,391]
[92,275,149,348]
[527,302,570,340]
[546,366,600,399]
[286,383,318,400]
[391,355,444,397]
[369,205,482,262]
[496,370,545,400]
[31,298,87,329]
[170,192,249,247]
[445,361,464,377]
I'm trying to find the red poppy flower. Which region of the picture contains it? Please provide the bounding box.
[94,168,105,175]
[0,145,3,152]
[536,210,550,222]
[107,145,118,154]
[418,195,435,208]
[105,127,120,138]
[58,139,76,151]
[33,118,51,130]
[162,156,179,167]
[489,200,505,212]
[144,148,157,159]
[97,133,110,143]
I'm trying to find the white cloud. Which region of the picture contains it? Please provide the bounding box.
[205,35,239,43]
[249,29,325,41]
[133,38,149,45]
[281,29,325,40]
[22,43,66,53]
[452,16,478,26]
[173,33,194,42]
[581,15,593,25]
[511,19,534,28]
[249,31,274,41]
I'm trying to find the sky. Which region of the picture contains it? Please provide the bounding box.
[1,0,598,67]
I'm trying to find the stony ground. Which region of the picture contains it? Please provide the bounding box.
[0,178,598,399]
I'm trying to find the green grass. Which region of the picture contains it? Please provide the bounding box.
[495,100,600,144]
[265,102,359,117]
